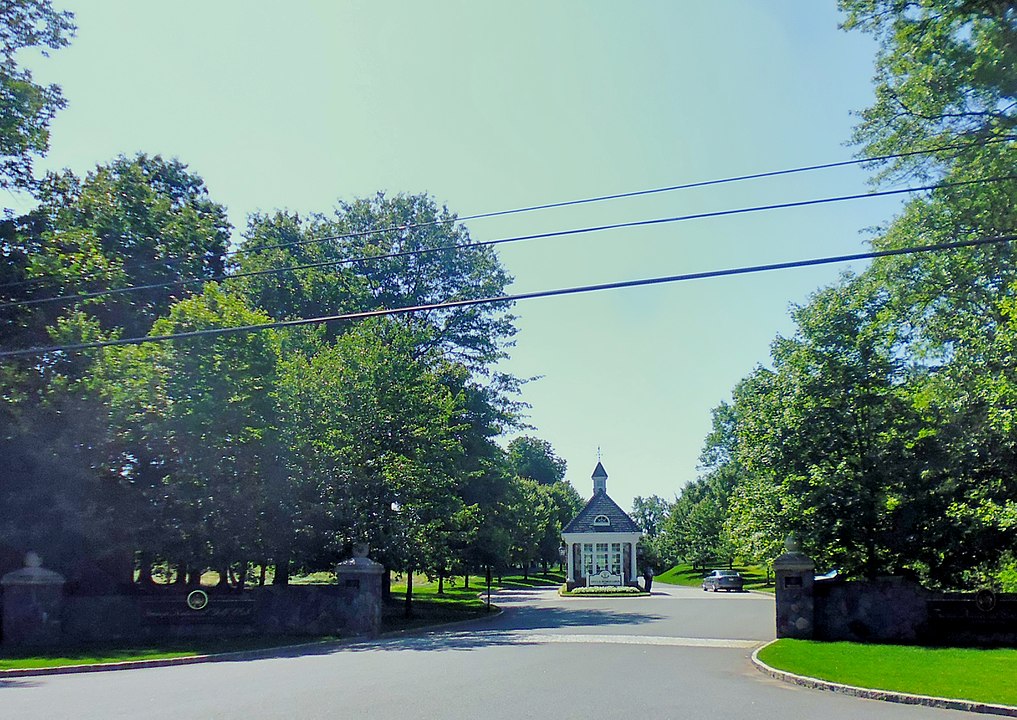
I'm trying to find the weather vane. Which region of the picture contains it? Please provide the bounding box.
[597,446,602,462]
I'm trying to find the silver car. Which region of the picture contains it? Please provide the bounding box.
[701,569,745,592]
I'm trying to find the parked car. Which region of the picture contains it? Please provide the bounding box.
[701,569,745,592]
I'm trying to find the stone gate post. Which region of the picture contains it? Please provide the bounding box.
[773,535,815,639]
[1,552,66,647]
[335,544,385,636]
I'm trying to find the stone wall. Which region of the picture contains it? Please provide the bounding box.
[774,543,1017,646]
[49,586,380,644]
[1,553,385,648]
[813,578,930,643]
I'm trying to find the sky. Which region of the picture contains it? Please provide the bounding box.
[13,1,910,511]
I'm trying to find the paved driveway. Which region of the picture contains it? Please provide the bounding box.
[0,585,985,719]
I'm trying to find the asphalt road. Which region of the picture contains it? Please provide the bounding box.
[0,585,987,719]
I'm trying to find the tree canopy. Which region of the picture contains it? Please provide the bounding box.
[0,0,74,192]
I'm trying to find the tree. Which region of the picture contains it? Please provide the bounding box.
[665,479,732,570]
[506,477,553,577]
[839,0,1016,180]
[506,435,567,485]
[232,193,516,368]
[0,154,231,583]
[95,284,283,585]
[23,155,231,339]
[539,481,583,571]
[0,0,74,193]
[632,495,674,572]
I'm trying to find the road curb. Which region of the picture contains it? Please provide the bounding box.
[751,641,1017,717]
[0,604,504,679]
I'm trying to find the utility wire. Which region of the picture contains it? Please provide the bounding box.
[235,134,1017,256]
[2,134,1011,293]
[2,234,1012,359]
[3,174,1014,311]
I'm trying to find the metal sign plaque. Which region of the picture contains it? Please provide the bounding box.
[140,594,255,625]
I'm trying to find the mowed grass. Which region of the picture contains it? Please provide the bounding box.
[758,639,1017,707]
[0,636,327,671]
[655,563,774,592]
[383,571,563,631]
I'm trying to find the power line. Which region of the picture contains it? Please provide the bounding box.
[3,134,1011,293]
[234,134,1017,256]
[2,234,1012,359]
[3,174,1013,311]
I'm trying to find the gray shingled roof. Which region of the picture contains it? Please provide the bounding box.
[562,491,642,534]
[591,461,608,478]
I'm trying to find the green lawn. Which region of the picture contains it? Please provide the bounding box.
[655,563,774,592]
[0,636,328,671]
[383,571,564,630]
[758,639,1017,707]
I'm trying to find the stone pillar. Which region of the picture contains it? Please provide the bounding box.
[1,552,66,647]
[335,544,385,636]
[773,535,815,639]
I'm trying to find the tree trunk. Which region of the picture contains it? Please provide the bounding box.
[437,571,444,595]
[463,573,470,590]
[404,569,414,618]
[382,567,392,601]
[259,563,267,587]
[273,558,290,586]
[237,563,248,592]
[174,562,188,586]
[523,564,528,580]
[187,566,202,587]
[217,565,230,587]
[137,553,154,586]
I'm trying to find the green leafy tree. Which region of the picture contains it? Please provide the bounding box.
[631,495,672,539]
[24,155,231,339]
[0,0,74,192]
[632,495,674,572]
[507,435,567,485]
[840,0,1016,181]
[232,193,516,368]
[95,285,283,584]
[506,477,553,577]
[538,480,583,571]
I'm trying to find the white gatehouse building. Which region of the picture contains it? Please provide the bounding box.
[561,462,643,590]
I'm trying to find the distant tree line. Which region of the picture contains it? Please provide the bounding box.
[638,1,1017,590]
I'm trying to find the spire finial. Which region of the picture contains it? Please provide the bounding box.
[597,446,602,462]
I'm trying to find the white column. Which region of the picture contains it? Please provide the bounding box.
[566,543,575,582]
[630,541,638,583]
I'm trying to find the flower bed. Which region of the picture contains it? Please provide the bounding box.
[560,584,645,596]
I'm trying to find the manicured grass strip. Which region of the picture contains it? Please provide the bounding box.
[758,639,1017,708]
[0,636,327,671]
[655,563,774,592]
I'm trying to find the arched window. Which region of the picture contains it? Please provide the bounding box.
[593,514,611,527]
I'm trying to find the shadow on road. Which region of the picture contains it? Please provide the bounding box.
[208,590,665,661]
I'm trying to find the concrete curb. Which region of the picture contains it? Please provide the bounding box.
[0,603,504,679]
[751,640,1017,717]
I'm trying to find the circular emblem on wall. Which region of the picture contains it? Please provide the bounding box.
[186,589,209,611]
[975,588,996,613]
[600,570,610,578]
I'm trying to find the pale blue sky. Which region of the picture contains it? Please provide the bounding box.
[15,1,907,509]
